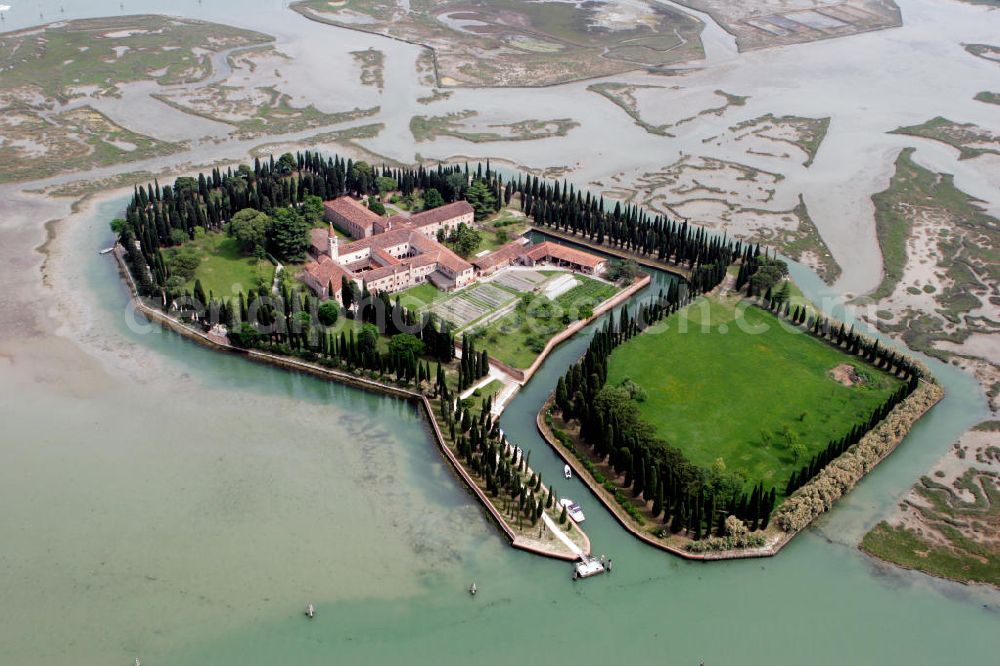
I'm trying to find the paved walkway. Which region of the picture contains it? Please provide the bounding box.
[455,346,523,413]
[541,512,584,558]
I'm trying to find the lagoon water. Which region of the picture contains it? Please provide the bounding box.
[1,1,999,664]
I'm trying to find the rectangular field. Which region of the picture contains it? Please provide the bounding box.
[605,296,903,492]
[429,282,517,328]
[476,275,618,369]
[494,269,546,292]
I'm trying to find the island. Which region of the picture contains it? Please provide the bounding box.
[112,151,940,560]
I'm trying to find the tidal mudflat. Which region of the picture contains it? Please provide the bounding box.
[1,0,999,663]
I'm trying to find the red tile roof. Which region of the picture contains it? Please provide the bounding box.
[409,200,473,229]
[309,227,330,255]
[524,241,605,269]
[323,196,380,233]
[303,255,349,292]
[472,239,528,271]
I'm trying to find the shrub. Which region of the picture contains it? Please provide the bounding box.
[773,383,944,532]
[318,301,340,326]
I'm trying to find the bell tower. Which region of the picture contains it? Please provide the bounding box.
[328,224,338,260]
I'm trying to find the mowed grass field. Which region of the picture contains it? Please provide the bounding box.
[605,296,903,492]
[183,233,273,299]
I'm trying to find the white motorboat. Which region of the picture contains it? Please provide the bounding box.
[305,603,315,618]
[564,464,572,479]
[559,498,585,523]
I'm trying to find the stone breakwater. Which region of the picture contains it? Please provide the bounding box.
[773,381,945,532]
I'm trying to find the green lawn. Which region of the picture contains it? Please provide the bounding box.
[605,296,903,492]
[397,282,448,309]
[475,228,518,253]
[182,233,274,299]
[474,212,529,253]
[477,275,618,369]
[470,379,504,402]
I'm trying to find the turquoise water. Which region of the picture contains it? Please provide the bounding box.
[12,198,990,665]
[0,2,997,663]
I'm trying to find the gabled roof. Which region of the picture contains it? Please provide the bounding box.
[409,200,473,229]
[309,227,330,255]
[472,239,528,271]
[524,241,605,269]
[323,196,380,232]
[303,255,349,291]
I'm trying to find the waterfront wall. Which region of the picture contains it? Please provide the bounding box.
[535,402,777,561]
[536,378,944,560]
[112,246,583,563]
[468,272,652,384]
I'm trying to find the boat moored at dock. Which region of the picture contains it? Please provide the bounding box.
[559,498,585,523]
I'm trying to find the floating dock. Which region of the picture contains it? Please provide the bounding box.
[572,555,607,579]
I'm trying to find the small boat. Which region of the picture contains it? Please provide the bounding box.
[572,555,606,580]
[469,582,477,596]
[135,659,141,666]
[559,498,585,523]
[305,603,315,619]
[564,464,572,479]
[99,247,115,255]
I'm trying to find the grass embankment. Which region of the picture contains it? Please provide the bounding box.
[477,277,618,369]
[605,295,903,493]
[870,148,929,301]
[974,91,1000,106]
[783,194,841,284]
[410,110,579,143]
[861,466,999,586]
[153,87,380,139]
[862,518,999,587]
[588,84,748,137]
[731,113,829,166]
[891,116,1000,160]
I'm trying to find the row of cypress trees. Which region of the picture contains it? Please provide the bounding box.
[436,373,549,530]
[457,333,490,392]
[785,378,918,495]
[513,173,743,270]
[555,280,775,539]
[121,153,476,296]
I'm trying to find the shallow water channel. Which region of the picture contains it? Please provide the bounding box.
[0,1,998,663]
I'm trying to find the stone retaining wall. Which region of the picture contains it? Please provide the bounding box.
[536,375,943,560]
[112,246,583,563]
